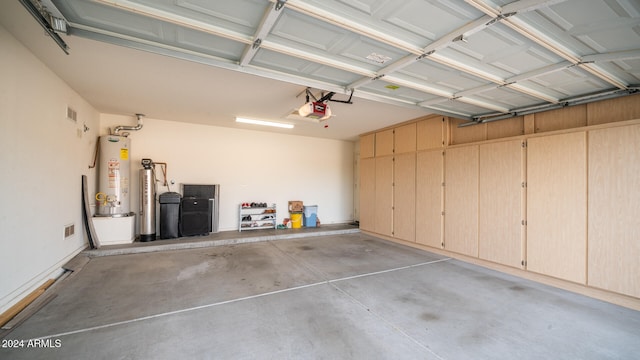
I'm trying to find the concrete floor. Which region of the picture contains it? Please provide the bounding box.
[2,230,639,359]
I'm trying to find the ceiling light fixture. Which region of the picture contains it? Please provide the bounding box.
[235,117,294,129]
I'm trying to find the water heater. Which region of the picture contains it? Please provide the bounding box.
[139,159,156,241]
[96,135,131,217]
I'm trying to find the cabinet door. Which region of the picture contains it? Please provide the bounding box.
[416,150,443,248]
[376,129,394,157]
[417,117,444,150]
[444,146,479,257]
[360,134,375,158]
[479,140,524,268]
[375,156,393,236]
[527,132,586,284]
[588,124,640,298]
[395,123,416,154]
[359,157,376,232]
[394,153,415,242]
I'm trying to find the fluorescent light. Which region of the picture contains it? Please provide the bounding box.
[235,117,294,129]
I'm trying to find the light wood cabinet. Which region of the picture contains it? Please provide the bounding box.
[588,124,640,298]
[375,129,394,157]
[359,158,376,232]
[533,105,587,133]
[393,153,415,242]
[449,118,486,145]
[364,124,418,239]
[359,95,640,304]
[374,156,393,237]
[360,133,375,158]
[487,116,524,140]
[416,150,443,248]
[444,145,479,257]
[394,123,416,154]
[478,140,524,268]
[527,132,587,284]
[417,117,444,150]
[587,94,640,126]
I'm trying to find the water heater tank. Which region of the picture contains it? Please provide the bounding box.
[96,135,131,217]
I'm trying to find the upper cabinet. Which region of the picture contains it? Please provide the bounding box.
[417,117,445,150]
[360,133,375,159]
[362,116,445,158]
[375,129,394,157]
[394,123,416,154]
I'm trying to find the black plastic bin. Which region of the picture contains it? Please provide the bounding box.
[159,192,181,239]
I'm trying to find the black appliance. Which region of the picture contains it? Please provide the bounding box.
[180,197,211,237]
[182,184,220,233]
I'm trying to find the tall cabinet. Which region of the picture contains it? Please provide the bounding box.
[587,124,640,298]
[415,150,443,248]
[393,124,416,242]
[527,132,587,284]
[415,117,445,248]
[374,156,393,236]
[444,145,479,257]
[359,133,375,232]
[374,128,394,236]
[478,140,525,268]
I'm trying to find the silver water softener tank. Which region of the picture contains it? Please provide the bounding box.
[139,158,156,241]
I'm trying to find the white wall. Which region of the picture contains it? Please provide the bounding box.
[0,25,100,313]
[0,22,354,313]
[100,115,355,233]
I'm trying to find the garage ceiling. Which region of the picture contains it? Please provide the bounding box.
[11,0,640,140]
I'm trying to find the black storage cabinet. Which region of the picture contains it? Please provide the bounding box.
[180,197,211,237]
[159,192,181,239]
